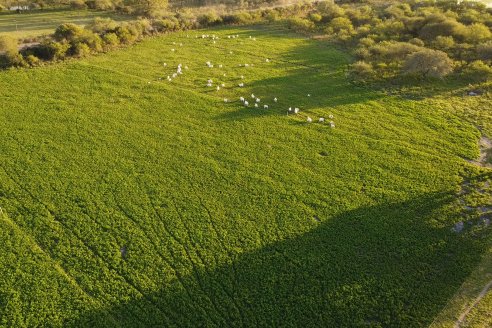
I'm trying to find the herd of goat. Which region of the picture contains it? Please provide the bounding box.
[160,33,335,128]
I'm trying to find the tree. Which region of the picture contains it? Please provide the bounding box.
[464,23,492,44]
[403,48,454,78]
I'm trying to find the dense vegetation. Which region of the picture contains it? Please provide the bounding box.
[0,23,491,326]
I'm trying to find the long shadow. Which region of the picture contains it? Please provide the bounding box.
[213,35,381,122]
[67,192,485,327]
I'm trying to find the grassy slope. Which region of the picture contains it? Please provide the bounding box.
[0,8,130,39]
[0,25,490,327]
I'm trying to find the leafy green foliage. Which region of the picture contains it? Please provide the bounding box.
[403,49,454,78]
[0,25,490,326]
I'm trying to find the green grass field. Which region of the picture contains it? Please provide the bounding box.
[0,8,130,39]
[0,24,491,327]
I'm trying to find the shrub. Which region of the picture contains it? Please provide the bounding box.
[86,18,118,34]
[25,41,70,61]
[102,32,119,49]
[25,54,41,67]
[228,12,254,25]
[403,48,454,78]
[368,41,422,62]
[432,36,455,50]
[263,9,280,22]
[70,0,87,9]
[409,38,425,47]
[115,25,138,44]
[419,17,467,42]
[349,61,375,80]
[54,23,85,42]
[198,11,223,27]
[132,19,154,36]
[308,13,322,23]
[73,42,91,57]
[154,17,180,32]
[317,2,345,21]
[464,23,492,44]
[74,32,103,52]
[175,10,197,29]
[477,41,492,61]
[327,17,354,34]
[0,35,18,57]
[287,18,315,33]
[86,0,117,10]
[464,60,492,81]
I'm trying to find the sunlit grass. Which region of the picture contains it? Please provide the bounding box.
[0,24,490,327]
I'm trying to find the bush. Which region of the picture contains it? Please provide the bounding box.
[102,32,120,49]
[25,54,41,67]
[349,61,375,80]
[25,41,70,61]
[226,12,254,25]
[308,13,322,23]
[198,11,223,27]
[86,18,118,34]
[464,60,492,81]
[154,17,180,32]
[73,42,91,57]
[287,18,315,33]
[0,36,18,57]
[409,38,425,47]
[317,2,345,21]
[74,32,103,53]
[419,17,467,42]
[115,25,138,44]
[54,23,85,42]
[432,36,455,50]
[263,9,280,22]
[86,0,117,10]
[403,48,454,78]
[358,37,375,48]
[368,41,422,62]
[464,23,492,44]
[327,17,354,34]
[70,0,87,9]
[175,11,197,30]
[477,41,492,61]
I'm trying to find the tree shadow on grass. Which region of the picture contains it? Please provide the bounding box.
[213,40,381,122]
[67,192,485,327]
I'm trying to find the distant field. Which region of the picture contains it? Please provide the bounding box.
[0,9,131,39]
[0,24,491,327]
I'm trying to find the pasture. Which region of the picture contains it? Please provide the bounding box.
[0,8,130,39]
[0,24,491,327]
